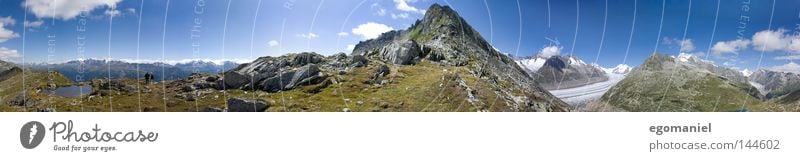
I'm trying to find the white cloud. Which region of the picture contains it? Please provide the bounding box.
[296,33,318,39]
[267,40,279,47]
[536,45,563,58]
[775,55,800,60]
[351,22,393,40]
[346,44,356,51]
[0,16,14,25]
[393,0,425,14]
[337,32,349,36]
[371,3,386,16]
[391,13,410,19]
[663,37,696,53]
[126,8,136,14]
[711,39,750,55]
[0,47,21,60]
[104,9,120,17]
[24,0,122,20]
[789,35,800,53]
[24,20,44,28]
[752,29,790,52]
[0,16,18,43]
[679,39,695,52]
[769,62,800,74]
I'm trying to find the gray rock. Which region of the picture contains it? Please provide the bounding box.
[260,71,296,92]
[221,71,251,89]
[226,98,269,112]
[7,93,36,107]
[372,64,390,84]
[292,52,323,66]
[203,107,224,112]
[749,69,800,99]
[375,65,390,77]
[205,75,219,82]
[36,108,56,112]
[0,67,22,82]
[99,80,137,92]
[285,64,323,89]
[386,40,421,65]
[350,55,368,67]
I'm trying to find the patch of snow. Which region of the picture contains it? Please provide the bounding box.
[741,69,753,77]
[516,57,548,72]
[677,53,692,62]
[568,56,586,66]
[604,64,632,75]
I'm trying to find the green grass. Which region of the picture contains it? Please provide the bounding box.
[0,61,514,112]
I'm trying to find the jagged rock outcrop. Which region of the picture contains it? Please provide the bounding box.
[219,52,328,92]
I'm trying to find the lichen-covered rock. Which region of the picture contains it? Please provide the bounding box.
[350,55,368,67]
[385,40,421,65]
[226,98,269,112]
[7,93,36,107]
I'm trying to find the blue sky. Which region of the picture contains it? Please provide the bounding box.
[0,0,799,73]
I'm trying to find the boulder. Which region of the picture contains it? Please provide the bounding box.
[350,55,368,67]
[221,71,251,89]
[226,98,269,112]
[285,64,324,89]
[292,52,323,66]
[372,65,390,85]
[260,71,295,92]
[203,107,224,112]
[99,80,137,92]
[387,40,421,65]
[257,64,326,92]
[375,65,390,77]
[36,108,56,112]
[205,75,219,82]
[7,93,35,107]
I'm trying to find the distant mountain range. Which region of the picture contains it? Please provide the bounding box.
[29,59,239,82]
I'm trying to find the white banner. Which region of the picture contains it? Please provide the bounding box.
[0,113,794,161]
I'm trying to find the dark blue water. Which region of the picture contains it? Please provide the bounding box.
[48,86,93,98]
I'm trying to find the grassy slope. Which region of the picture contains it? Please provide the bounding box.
[1,61,511,112]
[601,55,765,112]
[0,69,73,111]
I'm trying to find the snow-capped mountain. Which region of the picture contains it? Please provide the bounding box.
[603,64,632,75]
[670,53,749,84]
[29,59,240,82]
[741,69,753,77]
[515,56,548,73]
[517,55,609,90]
